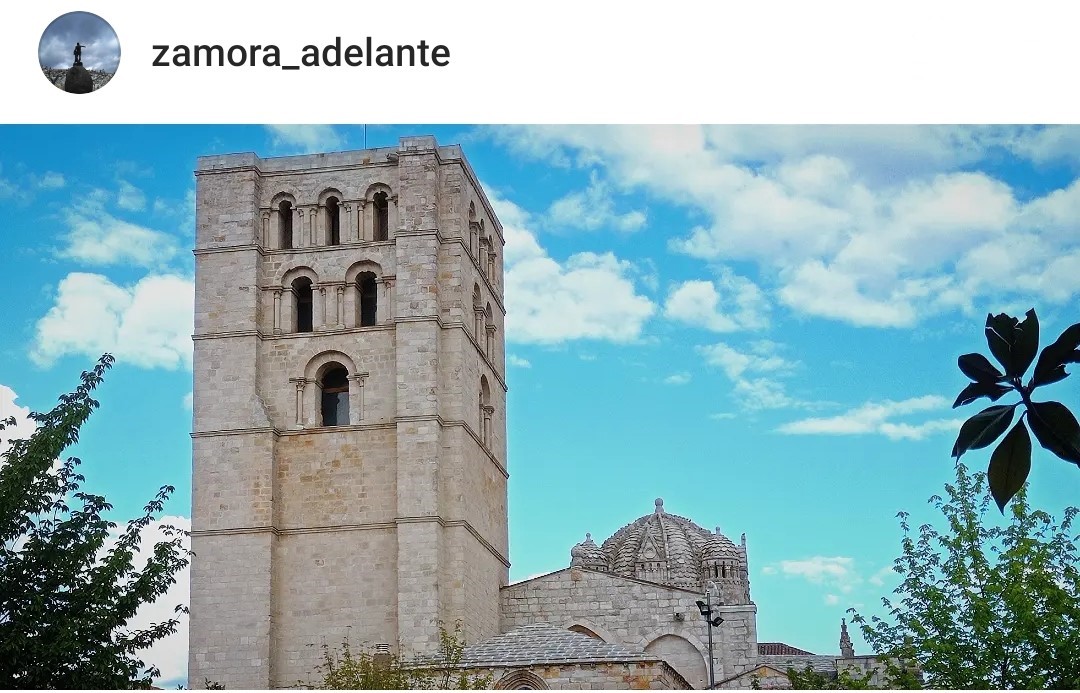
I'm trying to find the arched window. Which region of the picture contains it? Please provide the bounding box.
[373,191,389,241]
[293,277,313,333]
[484,303,494,358]
[320,366,350,426]
[357,272,378,327]
[326,196,340,246]
[279,200,294,249]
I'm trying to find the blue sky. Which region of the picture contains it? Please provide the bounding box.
[2,125,1080,687]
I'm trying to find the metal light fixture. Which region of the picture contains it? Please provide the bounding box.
[696,592,723,688]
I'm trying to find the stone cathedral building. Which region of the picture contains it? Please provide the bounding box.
[189,137,877,690]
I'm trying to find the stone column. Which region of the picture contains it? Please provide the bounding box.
[380,277,394,324]
[482,405,494,446]
[289,378,307,429]
[388,194,400,239]
[334,284,345,329]
[486,324,496,360]
[315,285,327,330]
[295,208,307,248]
[354,200,366,242]
[273,289,283,334]
[260,211,270,245]
[349,372,369,424]
[474,308,485,344]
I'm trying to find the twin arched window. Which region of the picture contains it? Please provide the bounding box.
[279,200,294,249]
[326,196,340,246]
[293,277,313,333]
[373,192,389,242]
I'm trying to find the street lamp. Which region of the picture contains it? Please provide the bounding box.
[696,591,724,689]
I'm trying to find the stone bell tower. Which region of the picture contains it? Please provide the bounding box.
[188,136,508,689]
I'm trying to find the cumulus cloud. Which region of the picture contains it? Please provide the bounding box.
[507,355,532,368]
[664,270,769,332]
[487,188,656,345]
[697,341,801,410]
[124,515,191,687]
[37,172,66,189]
[771,556,861,593]
[490,125,1080,329]
[117,180,147,212]
[547,172,646,232]
[663,372,691,385]
[32,273,194,370]
[58,193,179,267]
[777,395,963,440]
[266,125,345,153]
[0,385,35,461]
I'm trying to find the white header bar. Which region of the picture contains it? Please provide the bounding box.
[7,1,1080,123]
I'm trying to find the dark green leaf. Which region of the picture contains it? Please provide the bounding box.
[1032,322,1080,388]
[1012,309,1039,379]
[1027,400,1080,466]
[957,353,1004,384]
[952,404,1017,459]
[987,419,1031,513]
[952,381,1011,409]
[985,312,1021,377]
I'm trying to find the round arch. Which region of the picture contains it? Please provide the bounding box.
[363,181,395,201]
[344,259,384,285]
[494,670,548,690]
[303,350,358,382]
[280,265,320,288]
[317,187,345,205]
[643,633,709,690]
[560,618,617,643]
[269,190,299,208]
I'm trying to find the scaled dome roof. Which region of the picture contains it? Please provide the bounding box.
[576,498,745,591]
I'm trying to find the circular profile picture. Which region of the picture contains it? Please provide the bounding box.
[39,11,120,94]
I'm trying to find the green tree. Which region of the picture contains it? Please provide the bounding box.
[306,623,492,690]
[0,355,191,688]
[785,664,874,689]
[851,463,1080,689]
[951,309,1080,511]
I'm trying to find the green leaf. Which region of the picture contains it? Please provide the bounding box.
[952,381,1011,409]
[987,419,1031,513]
[1013,309,1039,379]
[957,353,1005,384]
[952,404,1018,459]
[1027,400,1080,466]
[985,312,1021,377]
[1032,322,1080,388]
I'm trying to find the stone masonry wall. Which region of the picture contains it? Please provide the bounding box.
[501,569,758,689]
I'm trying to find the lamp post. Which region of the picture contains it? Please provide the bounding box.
[696,590,724,689]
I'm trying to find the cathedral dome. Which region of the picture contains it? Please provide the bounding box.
[702,530,742,560]
[570,533,608,570]
[593,498,739,591]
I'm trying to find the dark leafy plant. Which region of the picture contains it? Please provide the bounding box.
[952,309,1080,511]
[0,355,191,688]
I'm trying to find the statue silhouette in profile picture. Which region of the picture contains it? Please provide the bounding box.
[74,42,83,65]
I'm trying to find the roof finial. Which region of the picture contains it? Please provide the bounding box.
[840,618,854,658]
[585,532,592,542]
[654,497,664,514]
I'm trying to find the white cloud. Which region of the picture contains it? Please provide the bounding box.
[698,341,801,410]
[777,395,963,440]
[824,594,841,606]
[491,125,1080,329]
[663,372,691,385]
[117,180,147,212]
[119,515,191,687]
[665,270,769,332]
[507,355,532,369]
[487,188,656,345]
[547,172,646,233]
[709,412,736,420]
[0,384,35,461]
[37,172,66,189]
[773,556,861,593]
[266,125,345,153]
[59,197,179,267]
[182,392,193,411]
[869,566,896,588]
[32,273,194,370]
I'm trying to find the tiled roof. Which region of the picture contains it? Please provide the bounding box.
[758,642,815,656]
[454,623,653,667]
